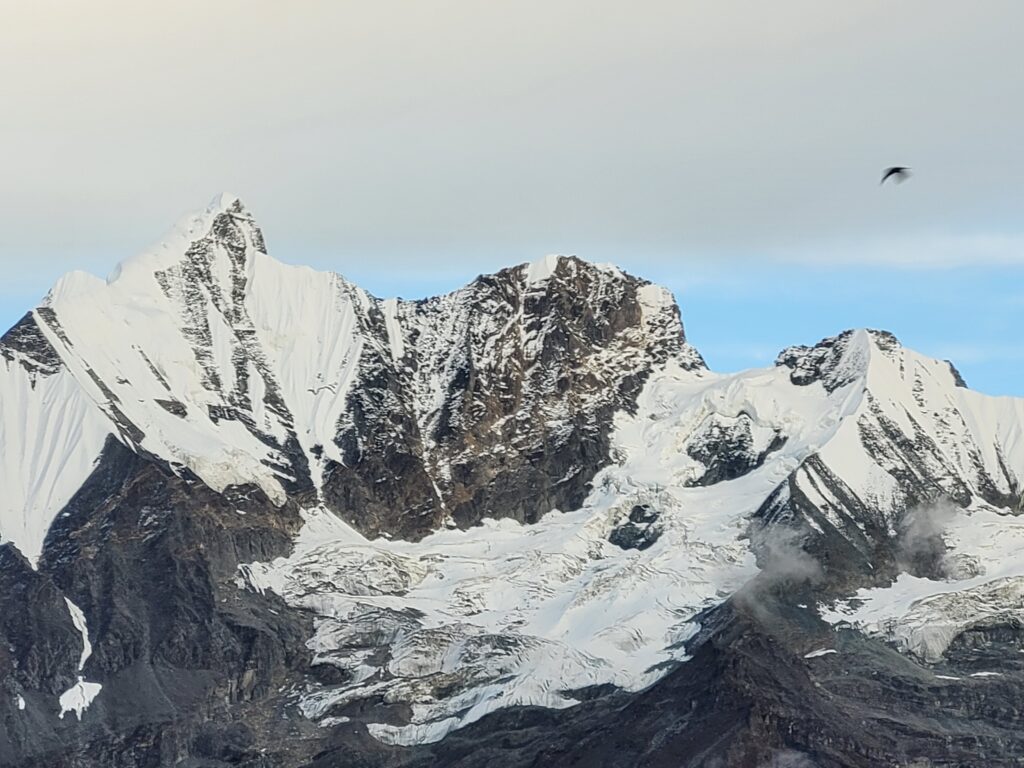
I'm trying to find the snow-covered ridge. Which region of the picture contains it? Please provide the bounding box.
[0,195,700,562]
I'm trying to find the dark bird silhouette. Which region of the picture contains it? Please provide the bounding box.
[880,166,911,185]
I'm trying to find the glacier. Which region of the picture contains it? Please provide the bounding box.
[241,328,1024,744]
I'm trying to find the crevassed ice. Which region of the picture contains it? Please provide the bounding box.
[243,358,859,745]
[242,329,1024,745]
[822,508,1024,663]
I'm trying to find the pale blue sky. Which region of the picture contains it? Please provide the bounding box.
[2,2,1022,394]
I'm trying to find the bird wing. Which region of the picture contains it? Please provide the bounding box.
[880,167,910,184]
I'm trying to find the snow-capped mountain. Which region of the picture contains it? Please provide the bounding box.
[3,196,1024,767]
[1,195,700,565]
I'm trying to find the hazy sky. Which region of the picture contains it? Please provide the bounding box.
[2,2,1022,392]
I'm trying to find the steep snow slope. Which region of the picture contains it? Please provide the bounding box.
[0,315,111,566]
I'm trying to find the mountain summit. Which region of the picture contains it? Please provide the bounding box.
[2,196,702,564]
[3,198,1024,767]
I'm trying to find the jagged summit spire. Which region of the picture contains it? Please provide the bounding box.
[105,193,259,286]
[519,253,627,287]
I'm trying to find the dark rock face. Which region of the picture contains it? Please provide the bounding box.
[0,313,62,380]
[422,260,695,534]
[0,546,83,761]
[608,504,662,550]
[154,398,188,417]
[1,439,319,767]
[322,256,704,540]
[947,360,968,388]
[685,413,787,487]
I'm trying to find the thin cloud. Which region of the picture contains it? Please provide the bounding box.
[771,233,1024,269]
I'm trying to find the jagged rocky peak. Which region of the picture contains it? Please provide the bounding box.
[774,327,967,394]
[5,196,705,557]
[104,193,263,285]
[775,328,877,392]
[365,252,705,537]
[517,254,705,371]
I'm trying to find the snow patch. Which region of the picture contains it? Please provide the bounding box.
[381,298,405,361]
[803,648,838,659]
[57,597,101,719]
[64,598,93,670]
[524,254,563,285]
[58,678,102,721]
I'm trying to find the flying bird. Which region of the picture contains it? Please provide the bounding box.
[880,166,911,185]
